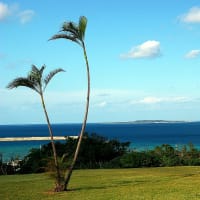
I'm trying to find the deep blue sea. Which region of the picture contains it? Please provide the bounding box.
[0,122,200,162]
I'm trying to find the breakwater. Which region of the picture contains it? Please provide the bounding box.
[0,136,78,142]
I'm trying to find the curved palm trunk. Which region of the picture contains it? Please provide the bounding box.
[40,93,62,191]
[63,42,90,191]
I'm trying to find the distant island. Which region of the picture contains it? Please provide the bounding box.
[103,120,193,124]
[130,120,189,124]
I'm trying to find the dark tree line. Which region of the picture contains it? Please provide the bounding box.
[117,143,200,168]
[2,134,200,175]
[18,133,130,174]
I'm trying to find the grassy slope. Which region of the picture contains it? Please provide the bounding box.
[1,167,200,200]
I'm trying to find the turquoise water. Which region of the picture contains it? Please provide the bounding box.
[1,122,200,161]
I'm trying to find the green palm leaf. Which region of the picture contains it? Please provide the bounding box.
[7,65,64,94]
[49,34,81,45]
[27,65,41,84]
[49,16,87,47]
[44,68,65,91]
[7,77,39,93]
[78,16,87,40]
[62,21,79,36]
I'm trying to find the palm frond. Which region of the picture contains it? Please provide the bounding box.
[30,65,40,79]
[29,65,41,82]
[43,68,65,91]
[31,65,40,73]
[61,153,68,163]
[78,16,87,40]
[6,77,39,93]
[27,65,45,91]
[49,34,81,45]
[62,22,79,36]
[40,65,46,74]
[49,17,88,47]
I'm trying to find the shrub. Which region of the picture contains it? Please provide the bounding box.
[19,133,130,173]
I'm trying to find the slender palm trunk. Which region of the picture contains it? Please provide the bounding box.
[40,93,62,191]
[63,42,90,191]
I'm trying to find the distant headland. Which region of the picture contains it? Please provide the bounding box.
[102,120,194,124]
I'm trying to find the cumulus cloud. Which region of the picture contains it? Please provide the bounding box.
[1,87,197,124]
[18,10,35,24]
[0,2,34,24]
[170,97,190,103]
[94,101,107,108]
[139,97,162,104]
[120,40,161,59]
[180,7,200,23]
[0,2,9,21]
[2,89,192,108]
[185,50,200,59]
[136,96,191,105]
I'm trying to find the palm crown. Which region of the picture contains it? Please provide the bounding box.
[49,16,87,47]
[7,65,64,94]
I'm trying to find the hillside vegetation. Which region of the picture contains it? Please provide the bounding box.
[1,167,200,200]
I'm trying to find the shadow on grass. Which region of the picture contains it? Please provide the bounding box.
[68,180,143,191]
[68,185,109,192]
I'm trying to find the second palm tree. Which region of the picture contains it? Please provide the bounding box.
[7,65,64,191]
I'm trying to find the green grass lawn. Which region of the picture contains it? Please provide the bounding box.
[1,166,200,200]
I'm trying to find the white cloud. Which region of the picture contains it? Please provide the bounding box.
[1,89,193,108]
[94,101,107,108]
[91,90,193,106]
[136,96,191,105]
[170,97,190,103]
[120,40,161,59]
[18,10,35,24]
[0,88,198,124]
[180,7,200,23]
[139,97,162,104]
[0,2,34,24]
[0,2,9,21]
[185,50,200,59]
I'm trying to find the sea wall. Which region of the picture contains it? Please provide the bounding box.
[0,136,78,142]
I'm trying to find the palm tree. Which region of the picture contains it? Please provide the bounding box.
[49,16,90,191]
[7,65,64,191]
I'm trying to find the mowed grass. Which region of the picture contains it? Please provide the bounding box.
[1,167,200,200]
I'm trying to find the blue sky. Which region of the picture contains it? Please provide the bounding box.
[1,0,200,124]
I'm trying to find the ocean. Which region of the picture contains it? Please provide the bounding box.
[0,122,200,162]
